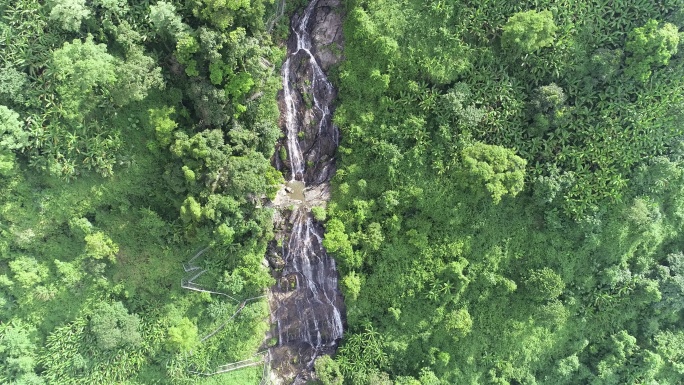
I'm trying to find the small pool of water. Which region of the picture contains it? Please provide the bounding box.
[286,181,306,201]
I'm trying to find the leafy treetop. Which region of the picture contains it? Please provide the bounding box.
[502,10,557,55]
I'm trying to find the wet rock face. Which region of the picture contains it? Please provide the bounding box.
[311,0,344,71]
[269,0,345,383]
[269,209,344,383]
[274,0,343,185]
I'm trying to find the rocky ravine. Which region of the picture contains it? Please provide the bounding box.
[267,0,345,384]
[272,0,343,186]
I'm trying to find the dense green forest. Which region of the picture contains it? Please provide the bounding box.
[0,0,286,383]
[2,0,684,384]
[323,0,684,384]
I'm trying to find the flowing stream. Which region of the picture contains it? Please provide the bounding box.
[280,0,338,184]
[270,0,345,379]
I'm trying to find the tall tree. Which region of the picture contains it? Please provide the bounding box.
[50,36,117,120]
[89,301,142,351]
[49,0,91,32]
[502,10,557,55]
[625,20,680,82]
[460,142,527,204]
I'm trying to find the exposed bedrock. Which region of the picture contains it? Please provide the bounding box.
[268,0,346,383]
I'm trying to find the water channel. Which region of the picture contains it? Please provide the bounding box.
[269,0,345,381]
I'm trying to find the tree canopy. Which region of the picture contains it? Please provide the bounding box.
[325,0,684,383]
[502,10,557,55]
[2,0,684,384]
[0,0,284,382]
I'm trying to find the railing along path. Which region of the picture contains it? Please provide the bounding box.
[181,247,272,383]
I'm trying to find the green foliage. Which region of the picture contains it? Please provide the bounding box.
[315,355,344,385]
[531,83,566,114]
[502,10,557,55]
[68,217,94,237]
[209,60,228,85]
[175,33,200,76]
[111,47,164,106]
[167,317,198,352]
[0,105,29,176]
[656,252,684,316]
[0,322,39,383]
[49,0,91,32]
[586,49,623,84]
[5,0,684,383]
[323,219,355,268]
[654,331,684,381]
[0,67,28,105]
[342,271,361,301]
[0,151,16,176]
[0,0,281,381]
[625,20,680,82]
[149,106,177,146]
[89,301,142,351]
[192,0,252,30]
[180,196,202,223]
[9,257,49,289]
[329,1,684,384]
[461,142,527,204]
[92,0,127,15]
[225,71,254,99]
[171,128,280,200]
[51,36,117,119]
[0,106,28,151]
[216,223,236,244]
[312,206,326,221]
[444,308,472,338]
[54,259,83,287]
[529,83,569,135]
[149,1,185,37]
[182,165,196,183]
[523,268,565,302]
[84,231,119,262]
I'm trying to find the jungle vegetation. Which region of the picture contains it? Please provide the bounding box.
[322,0,684,384]
[1,0,684,384]
[0,0,286,383]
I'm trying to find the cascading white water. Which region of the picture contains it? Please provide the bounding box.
[281,57,306,180]
[271,0,344,372]
[279,210,343,345]
[281,0,337,182]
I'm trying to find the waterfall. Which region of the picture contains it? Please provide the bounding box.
[275,210,343,347]
[281,0,337,183]
[270,0,345,379]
